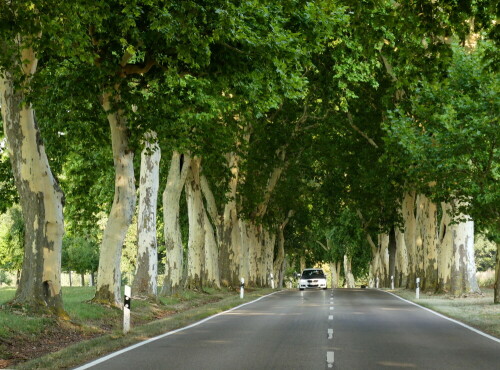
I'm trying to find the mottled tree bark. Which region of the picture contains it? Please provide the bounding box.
[343,255,355,288]
[1,46,65,315]
[94,91,136,307]
[184,157,205,290]
[133,132,160,298]
[395,228,408,287]
[219,153,241,287]
[402,191,417,289]
[439,202,480,296]
[162,152,191,295]
[495,242,500,304]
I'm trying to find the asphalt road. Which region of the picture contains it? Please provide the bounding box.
[77,289,500,370]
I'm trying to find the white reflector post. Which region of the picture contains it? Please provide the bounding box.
[123,285,131,334]
[240,278,245,299]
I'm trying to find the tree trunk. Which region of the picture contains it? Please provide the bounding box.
[0,47,65,315]
[80,273,85,287]
[68,271,72,287]
[262,229,276,287]
[395,228,408,287]
[495,242,499,304]
[133,132,160,298]
[274,223,286,287]
[378,234,389,287]
[184,157,205,290]
[274,212,294,287]
[415,194,438,291]
[94,91,136,307]
[402,191,417,289]
[329,258,341,289]
[162,152,191,295]
[200,174,221,289]
[439,202,480,296]
[388,228,397,287]
[203,209,220,288]
[219,153,241,287]
[343,255,355,288]
[239,219,251,284]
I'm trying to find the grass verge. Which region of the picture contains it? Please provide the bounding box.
[0,287,273,369]
[389,287,500,339]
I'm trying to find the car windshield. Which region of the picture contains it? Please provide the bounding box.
[301,270,325,279]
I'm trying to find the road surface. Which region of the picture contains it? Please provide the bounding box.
[77,289,500,369]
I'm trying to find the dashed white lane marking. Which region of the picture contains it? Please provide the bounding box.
[328,315,333,320]
[74,291,280,369]
[327,351,335,367]
[330,306,334,310]
[328,328,333,339]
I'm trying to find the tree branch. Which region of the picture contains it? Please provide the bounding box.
[347,112,379,149]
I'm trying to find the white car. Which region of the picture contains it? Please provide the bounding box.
[299,268,327,290]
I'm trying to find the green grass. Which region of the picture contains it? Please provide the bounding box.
[390,288,500,339]
[0,286,274,369]
[0,288,52,338]
[0,287,16,304]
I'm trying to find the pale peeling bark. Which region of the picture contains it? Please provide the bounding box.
[247,223,260,286]
[343,255,355,288]
[200,174,221,288]
[495,242,500,304]
[274,223,286,286]
[94,92,136,307]
[254,165,284,219]
[415,194,439,291]
[402,191,417,289]
[162,152,191,295]
[379,233,390,287]
[388,229,397,287]
[262,229,276,287]
[329,257,341,289]
[364,233,378,288]
[219,153,241,287]
[200,174,221,241]
[132,132,160,298]
[395,228,409,288]
[439,202,480,296]
[203,210,220,288]
[239,219,251,284]
[274,211,294,287]
[0,47,65,315]
[184,157,205,290]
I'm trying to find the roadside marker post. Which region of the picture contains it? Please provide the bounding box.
[240,278,245,299]
[391,275,394,290]
[416,277,420,299]
[376,277,379,289]
[270,273,275,289]
[123,285,131,334]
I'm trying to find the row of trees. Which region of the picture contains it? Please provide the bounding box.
[0,0,498,317]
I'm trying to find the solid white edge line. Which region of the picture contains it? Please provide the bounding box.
[74,291,280,369]
[383,290,500,344]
